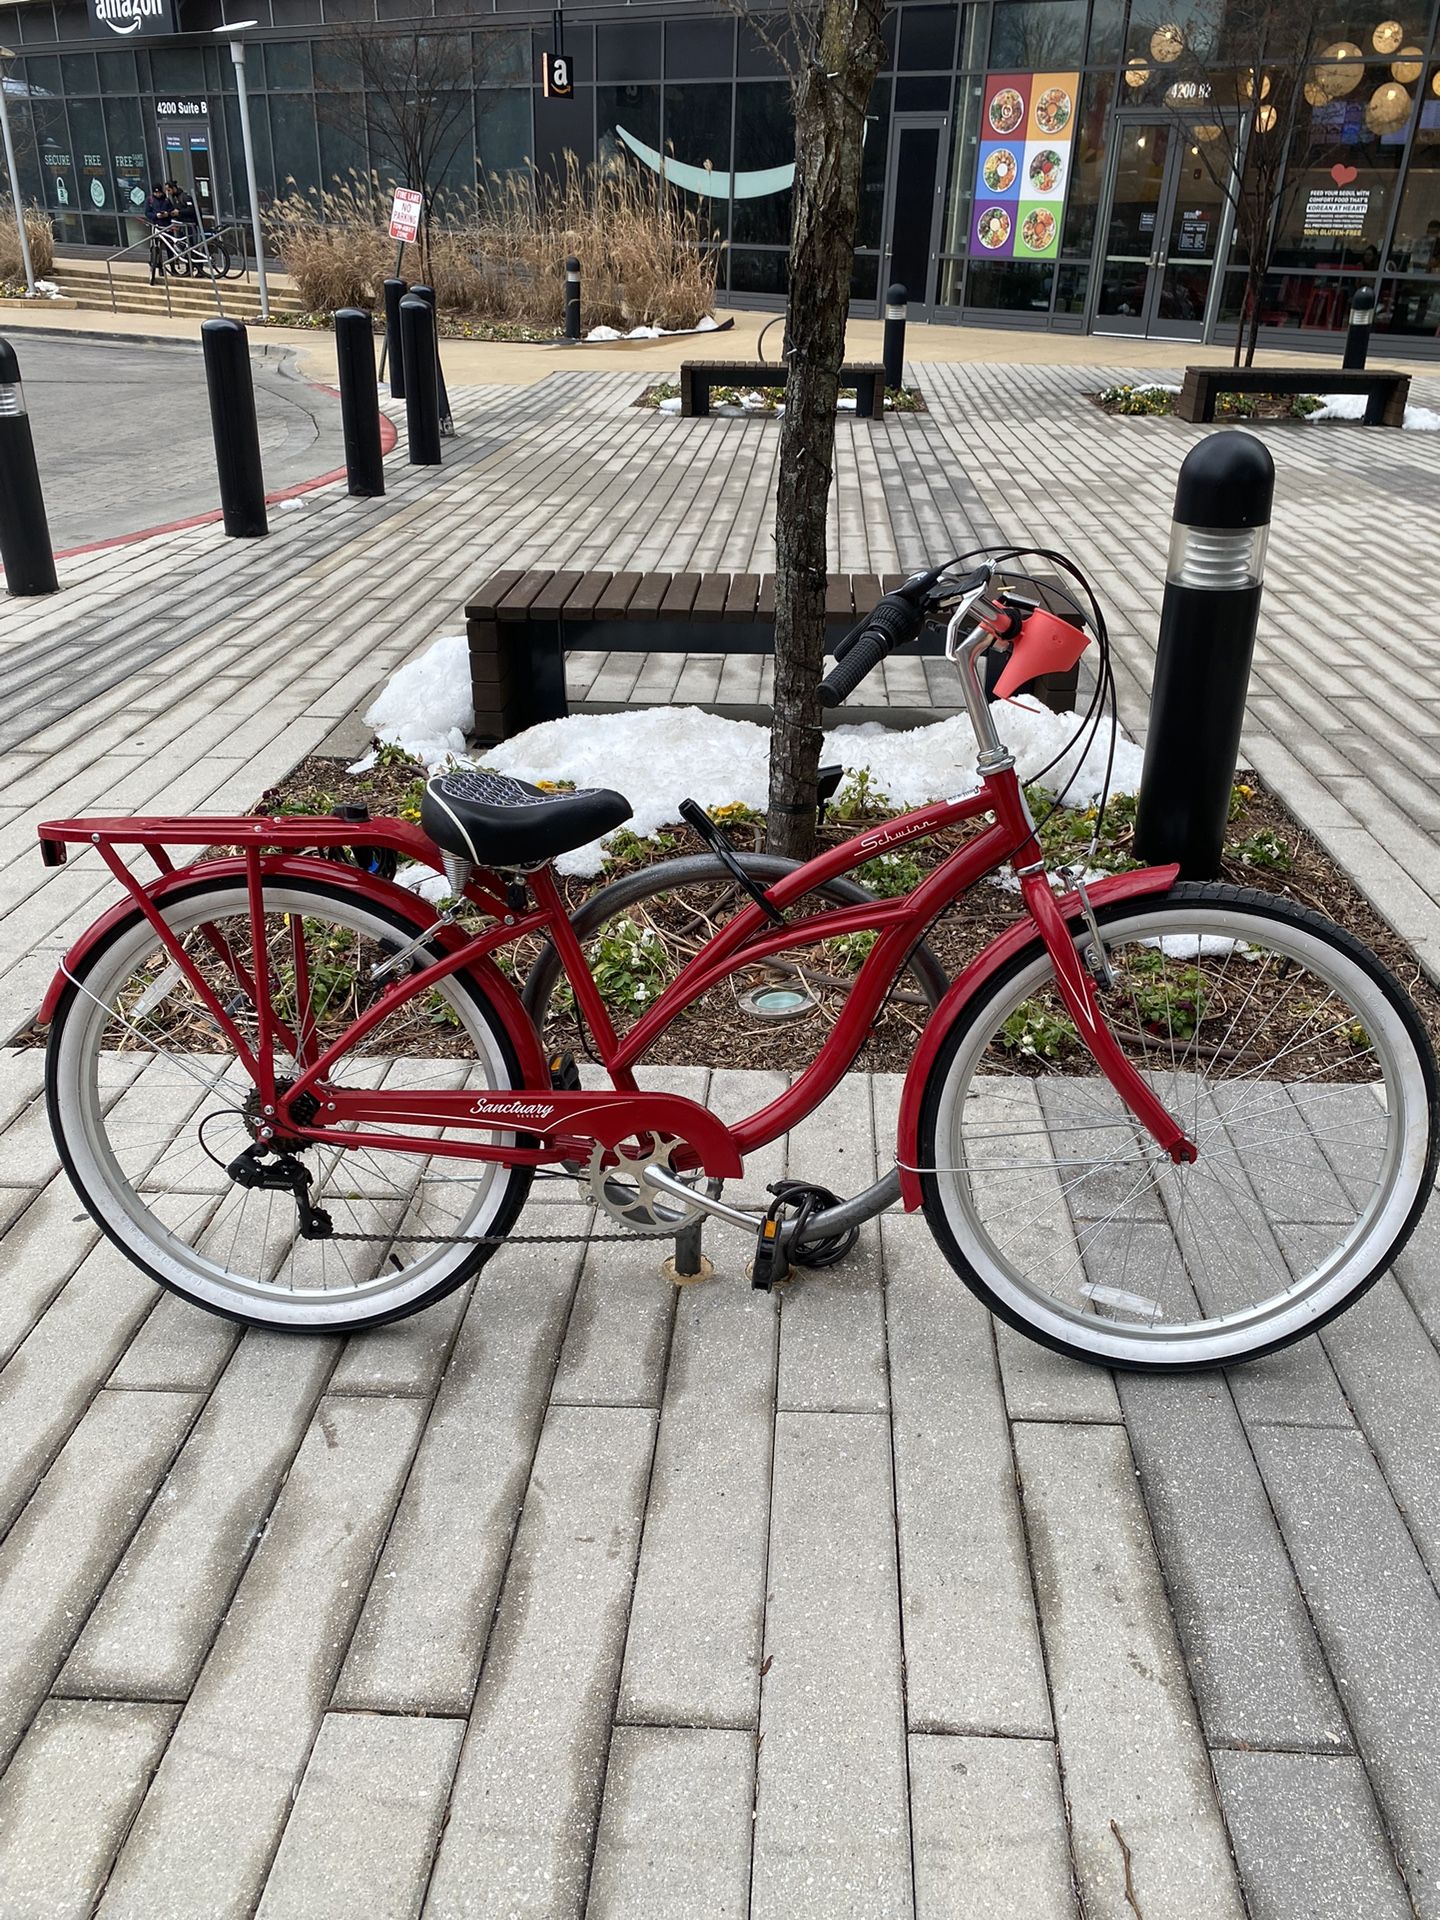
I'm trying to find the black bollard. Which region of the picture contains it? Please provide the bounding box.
[0,338,58,596]
[1343,286,1376,371]
[399,294,442,466]
[410,285,453,436]
[882,282,908,394]
[200,316,267,539]
[1134,431,1274,880]
[334,308,385,498]
[565,255,582,341]
[382,277,408,399]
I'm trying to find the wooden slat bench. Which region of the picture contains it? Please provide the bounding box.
[1176,364,1411,426]
[465,568,1080,743]
[679,361,888,419]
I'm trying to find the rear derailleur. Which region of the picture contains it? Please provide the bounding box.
[225,1144,334,1241]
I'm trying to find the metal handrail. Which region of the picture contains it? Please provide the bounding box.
[104,224,231,316]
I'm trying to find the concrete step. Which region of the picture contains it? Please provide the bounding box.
[50,274,308,323]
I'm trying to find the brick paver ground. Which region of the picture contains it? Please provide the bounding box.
[1,360,1439,1916]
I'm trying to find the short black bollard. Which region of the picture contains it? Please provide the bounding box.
[410,285,453,436]
[882,282,908,394]
[1343,286,1376,371]
[334,308,385,498]
[1134,431,1275,880]
[399,294,442,466]
[382,277,408,399]
[0,337,58,596]
[565,255,582,341]
[200,315,267,539]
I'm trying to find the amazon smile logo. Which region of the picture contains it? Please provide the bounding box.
[91,0,168,32]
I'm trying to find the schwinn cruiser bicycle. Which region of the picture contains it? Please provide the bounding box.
[35,556,1439,1370]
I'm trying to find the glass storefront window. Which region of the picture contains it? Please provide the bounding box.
[851,253,881,301]
[941,73,983,256]
[596,23,661,83]
[59,53,96,96]
[662,81,733,242]
[473,31,529,88]
[269,92,320,196]
[95,51,136,96]
[264,43,312,92]
[476,89,530,184]
[732,82,792,246]
[1219,268,1365,329]
[1087,0,1125,66]
[665,18,734,80]
[148,48,205,93]
[967,258,1055,308]
[896,76,952,110]
[103,92,149,239]
[318,96,368,190]
[597,83,660,177]
[990,0,1086,70]
[1270,88,1405,271]
[857,76,892,249]
[899,5,959,70]
[730,247,788,294]
[1055,261,1089,310]
[1389,70,1440,272]
[1377,274,1440,332]
[1060,72,1111,257]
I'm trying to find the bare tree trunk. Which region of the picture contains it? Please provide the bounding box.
[766,0,886,860]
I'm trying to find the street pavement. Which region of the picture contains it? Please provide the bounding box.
[12,335,347,551]
[0,357,1438,1916]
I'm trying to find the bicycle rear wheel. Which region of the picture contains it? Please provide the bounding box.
[916,883,1437,1370]
[205,240,230,277]
[46,874,533,1331]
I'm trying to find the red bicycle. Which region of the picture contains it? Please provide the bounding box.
[36,558,1438,1370]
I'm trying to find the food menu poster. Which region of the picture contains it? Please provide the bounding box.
[971,71,1079,263]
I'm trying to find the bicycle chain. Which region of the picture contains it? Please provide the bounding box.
[324,1224,661,1247]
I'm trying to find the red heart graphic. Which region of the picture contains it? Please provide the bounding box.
[1331,163,1359,186]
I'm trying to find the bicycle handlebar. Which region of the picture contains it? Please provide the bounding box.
[818,566,991,708]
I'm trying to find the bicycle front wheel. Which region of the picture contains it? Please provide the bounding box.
[205,240,230,277]
[916,883,1437,1370]
[47,874,533,1331]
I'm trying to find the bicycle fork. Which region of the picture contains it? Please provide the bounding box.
[1019,869,1198,1166]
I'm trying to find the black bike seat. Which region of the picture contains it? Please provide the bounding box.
[421,769,631,870]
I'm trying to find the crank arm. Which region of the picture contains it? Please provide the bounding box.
[640,1165,764,1233]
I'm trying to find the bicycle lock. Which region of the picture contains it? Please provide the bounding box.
[399,293,442,466]
[0,336,57,596]
[200,316,267,539]
[1134,429,1274,879]
[334,308,386,499]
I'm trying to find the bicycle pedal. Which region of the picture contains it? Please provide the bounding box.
[549,1049,581,1093]
[750,1209,791,1291]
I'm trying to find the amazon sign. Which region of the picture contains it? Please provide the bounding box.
[88,0,175,39]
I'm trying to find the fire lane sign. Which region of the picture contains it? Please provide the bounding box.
[388,188,423,244]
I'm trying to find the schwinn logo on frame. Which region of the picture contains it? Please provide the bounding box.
[469,1098,557,1123]
[859,812,942,854]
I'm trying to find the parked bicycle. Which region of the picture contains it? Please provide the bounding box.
[148,222,230,283]
[35,554,1438,1369]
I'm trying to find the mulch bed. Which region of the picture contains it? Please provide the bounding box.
[226,752,1440,1076]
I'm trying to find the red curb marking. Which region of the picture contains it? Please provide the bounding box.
[51,409,399,561]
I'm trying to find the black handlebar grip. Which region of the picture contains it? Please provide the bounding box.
[818,628,892,708]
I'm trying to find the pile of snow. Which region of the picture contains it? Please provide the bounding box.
[357,636,1144,877]
[585,316,722,343]
[656,396,682,414]
[1307,393,1440,431]
[360,632,472,767]
[32,278,61,299]
[486,703,1143,876]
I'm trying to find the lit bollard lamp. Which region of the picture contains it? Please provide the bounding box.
[1133,431,1274,880]
[565,256,582,342]
[0,337,57,596]
[1343,286,1376,372]
[882,282,908,394]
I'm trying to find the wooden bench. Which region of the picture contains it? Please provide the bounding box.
[1176,364,1411,427]
[679,360,888,419]
[465,568,1080,743]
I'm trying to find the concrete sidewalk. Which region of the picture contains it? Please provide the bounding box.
[0,358,1439,1916]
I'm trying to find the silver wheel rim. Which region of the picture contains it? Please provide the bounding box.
[926,902,1430,1366]
[54,881,521,1328]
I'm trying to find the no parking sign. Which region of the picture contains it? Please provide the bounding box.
[388,189,423,244]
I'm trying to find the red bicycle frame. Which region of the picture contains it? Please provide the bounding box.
[38,758,1195,1183]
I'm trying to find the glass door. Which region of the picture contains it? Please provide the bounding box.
[884,117,947,317]
[1094,122,1174,333]
[1094,120,1228,339]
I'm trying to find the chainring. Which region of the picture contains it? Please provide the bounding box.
[584,1133,708,1236]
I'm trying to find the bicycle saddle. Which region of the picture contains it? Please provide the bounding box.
[421,769,631,870]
